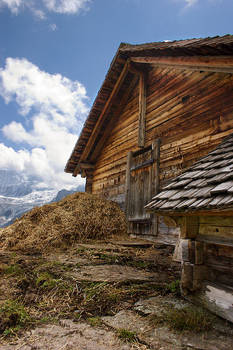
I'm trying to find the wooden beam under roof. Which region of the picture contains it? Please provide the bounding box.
[73,163,94,177]
[130,56,233,74]
[90,74,139,162]
[78,59,130,165]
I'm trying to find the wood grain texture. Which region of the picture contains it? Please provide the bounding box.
[138,72,146,147]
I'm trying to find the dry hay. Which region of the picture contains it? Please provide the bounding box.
[0,192,127,253]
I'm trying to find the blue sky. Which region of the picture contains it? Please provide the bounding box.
[0,0,232,190]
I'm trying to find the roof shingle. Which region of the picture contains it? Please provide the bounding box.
[146,134,233,212]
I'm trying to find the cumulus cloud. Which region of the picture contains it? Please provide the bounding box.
[0,0,90,17]
[0,57,89,189]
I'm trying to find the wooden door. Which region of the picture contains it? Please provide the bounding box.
[126,142,159,237]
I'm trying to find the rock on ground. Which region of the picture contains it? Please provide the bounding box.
[0,319,149,350]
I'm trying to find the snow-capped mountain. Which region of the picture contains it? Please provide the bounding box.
[0,170,84,227]
[0,170,34,197]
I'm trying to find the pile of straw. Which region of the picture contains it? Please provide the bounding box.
[0,193,127,253]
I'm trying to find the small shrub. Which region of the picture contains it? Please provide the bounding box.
[117,329,137,343]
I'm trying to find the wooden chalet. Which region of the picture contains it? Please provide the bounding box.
[65,34,233,247]
[146,135,233,322]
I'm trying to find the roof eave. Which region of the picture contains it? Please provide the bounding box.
[146,206,233,216]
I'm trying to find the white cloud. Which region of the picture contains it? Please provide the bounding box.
[0,57,88,125]
[0,0,23,14]
[0,57,88,190]
[0,0,90,17]
[43,0,90,14]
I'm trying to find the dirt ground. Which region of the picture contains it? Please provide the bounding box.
[0,239,233,350]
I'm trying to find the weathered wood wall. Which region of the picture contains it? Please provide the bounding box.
[181,215,233,322]
[90,66,233,241]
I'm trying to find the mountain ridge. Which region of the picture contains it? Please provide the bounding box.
[0,170,84,227]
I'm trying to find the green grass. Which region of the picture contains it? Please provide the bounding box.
[87,316,102,327]
[165,280,181,296]
[3,264,23,276]
[35,272,60,289]
[0,300,30,337]
[151,305,215,332]
[117,329,137,343]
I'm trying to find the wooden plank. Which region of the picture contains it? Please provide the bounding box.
[85,175,93,193]
[181,262,193,291]
[130,159,153,171]
[180,216,199,239]
[80,60,130,162]
[90,74,139,162]
[199,216,233,226]
[79,163,95,169]
[138,72,146,148]
[188,282,233,323]
[93,71,233,161]
[130,56,233,74]
[181,239,190,262]
[193,265,206,291]
[125,151,133,217]
[199,224,233,238]
[195,241,204,265]
[152,138,160,195]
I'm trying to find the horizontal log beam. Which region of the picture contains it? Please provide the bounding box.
[147,208,233,216]
[130,56,233,74]
[79,162,95,169]
[72,163,94,177]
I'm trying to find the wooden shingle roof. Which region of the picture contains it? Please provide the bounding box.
[146,134,233,213]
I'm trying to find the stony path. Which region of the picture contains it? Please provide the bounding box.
[0,319,149,350]
[1,239,233,350]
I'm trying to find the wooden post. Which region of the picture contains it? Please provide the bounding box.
[81,169,87,178]
[152,138,160,194]
[85,174,93,193]
[180,216,199,239]
[125,151,133,217]
[151,139,160,235]
[181,262,193,293]
[195,241,204,265]
[138,72,146,148]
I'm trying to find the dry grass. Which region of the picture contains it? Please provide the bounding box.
[0,192,127,253]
